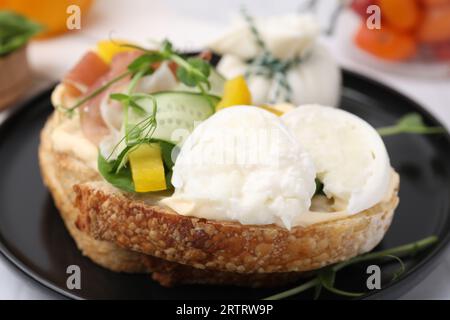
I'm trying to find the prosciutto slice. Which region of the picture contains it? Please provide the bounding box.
[79,51,141,145]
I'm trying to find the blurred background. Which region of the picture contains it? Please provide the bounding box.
[1,0,449,121]
[0,0,449,299]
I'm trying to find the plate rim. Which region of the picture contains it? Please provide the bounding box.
[0,70,449,300]
[0,87,81,300]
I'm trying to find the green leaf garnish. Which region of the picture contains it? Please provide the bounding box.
[98,152,135,193]
[0,11,42,56]
[159,140,177,169]
[318,268,363,297]
[263,235,438,300]
[377,113,445,136]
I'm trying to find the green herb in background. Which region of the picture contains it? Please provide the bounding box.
[378,113,445,136]
[0,11,42,56]
[264,235,437,300]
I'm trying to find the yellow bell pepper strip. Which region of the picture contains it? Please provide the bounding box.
[216,75,252,111]
[258,103,295,116]
[96,39,134,64]
[129,143,167,192]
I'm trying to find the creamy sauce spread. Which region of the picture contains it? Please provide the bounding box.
[50,85,98,169]
[159,170,398,227]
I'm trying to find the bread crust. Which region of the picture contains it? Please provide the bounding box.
[74,178,398,273]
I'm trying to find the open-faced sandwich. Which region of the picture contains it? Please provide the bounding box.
[39,14,399,287]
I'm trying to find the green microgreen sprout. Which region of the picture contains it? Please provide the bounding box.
[263,235,438,300]
[377,113,445,137]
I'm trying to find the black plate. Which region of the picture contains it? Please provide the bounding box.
[0,70,449,300]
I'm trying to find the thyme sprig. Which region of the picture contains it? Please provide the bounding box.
[264,235,438,300]
[377,113,445,136]
[241,9,301,103]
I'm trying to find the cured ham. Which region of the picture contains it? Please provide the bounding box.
[63,51,110,97]
[79,51,141,145]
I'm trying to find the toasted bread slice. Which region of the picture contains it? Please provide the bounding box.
[39,112,307,287]
[40,110,399,282]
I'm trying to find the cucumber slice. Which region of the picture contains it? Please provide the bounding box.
[174,67,226,96]
[128,91,219,145]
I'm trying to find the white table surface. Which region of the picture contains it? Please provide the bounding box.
[0,0,449,300]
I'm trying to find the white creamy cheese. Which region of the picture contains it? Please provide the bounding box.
[282,105,391,214]
[209,14,341,107]
[209,14,319,61]
[161,106,317,229]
